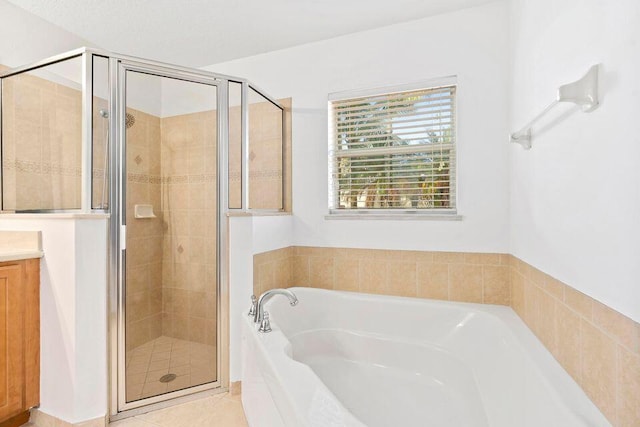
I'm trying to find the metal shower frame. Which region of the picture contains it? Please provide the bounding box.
[0,46,285,418]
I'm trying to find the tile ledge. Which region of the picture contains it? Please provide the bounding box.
[325,214,463,221]
[0,213,110,220]
[227,211,291,217]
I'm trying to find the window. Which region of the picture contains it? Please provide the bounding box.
[328,81,457,215]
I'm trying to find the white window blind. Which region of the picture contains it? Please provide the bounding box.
[329,84,457,214]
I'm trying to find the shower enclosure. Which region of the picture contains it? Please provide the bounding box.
[0,48,286,418]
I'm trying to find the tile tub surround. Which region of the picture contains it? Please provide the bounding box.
[510,258,640,426]
[253,247,511,304]
[253,246,640,426]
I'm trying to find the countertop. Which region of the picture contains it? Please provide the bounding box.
[0,250,44,262]
[0,230,43,262]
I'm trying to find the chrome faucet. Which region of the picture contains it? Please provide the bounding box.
[253,289,298,332]
[247,295,257,317]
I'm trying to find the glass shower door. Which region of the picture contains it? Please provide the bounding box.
[120,67,219,407]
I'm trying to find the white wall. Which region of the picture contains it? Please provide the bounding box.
[73,219,108,422]
[509,0,640,322]
[227,215,294,382]
[0,3,110,422]
[228,217,253,381]
[0,0,91,67]
[212,1,510,384]
[0,217,108,423]
[206,1,510,254]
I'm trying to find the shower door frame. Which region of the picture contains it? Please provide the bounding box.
[109,58,230,417]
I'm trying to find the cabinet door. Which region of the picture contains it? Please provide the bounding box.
[0,265,24,420]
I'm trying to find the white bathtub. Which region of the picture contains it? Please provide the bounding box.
[241,288,610,427]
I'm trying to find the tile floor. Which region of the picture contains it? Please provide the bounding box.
[126,336,217,401]
[23,392,247,427]
[110,392,248,427]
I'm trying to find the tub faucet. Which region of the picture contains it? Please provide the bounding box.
[254,289,298,328]
[247,295,257,317]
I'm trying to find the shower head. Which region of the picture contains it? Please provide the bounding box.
[98,109,136,129]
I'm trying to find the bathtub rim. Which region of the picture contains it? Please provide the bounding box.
[243,287,611,427]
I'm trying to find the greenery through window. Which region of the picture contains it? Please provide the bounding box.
[329,84,456,213]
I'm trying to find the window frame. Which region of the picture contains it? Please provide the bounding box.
[327,77,459,219]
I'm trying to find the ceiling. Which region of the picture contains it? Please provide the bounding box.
[8,0,495,67]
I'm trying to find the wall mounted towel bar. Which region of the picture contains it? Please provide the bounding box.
[510,64,600,149]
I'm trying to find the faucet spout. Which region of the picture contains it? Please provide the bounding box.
[254,288,298,324]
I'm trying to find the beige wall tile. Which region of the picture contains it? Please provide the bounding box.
[537,290,557,353]
[512,257,527,275]
[411,250,434,264]
[565,287,594,320]
[291,255,310,287]
[335,248,375,260]
[295,246,336,257]
[251,260,259,294]
[580,319,618,424]
[542,275,565,300]
[387,261,417,297]
[449,264,482,303]
[417,263,449,300]
[464,253,501,265]
[359,258,387,295]
[482,265,510,305]
[334,258,359,292]
[554,300,582,383]
[510,269,525,318]
[189,292,207,318]
[524,280,543,335]
[273,258,292,289]
[617,346,640,426]
[309,257,334,290]
[377,250,416,262]
[499,254,512,265]
[433,251,465,264]
[593,300,639,353]
[524,264,547,287]
[257,263,275,295]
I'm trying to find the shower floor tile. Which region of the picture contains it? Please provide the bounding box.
[126,335,217,402]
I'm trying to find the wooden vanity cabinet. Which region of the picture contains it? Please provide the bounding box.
[0,259,40,427]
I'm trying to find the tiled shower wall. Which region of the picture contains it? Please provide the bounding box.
[0,67,83,210]
[125,109,164,349]
[228,99,292,211]
[253,246,640,426]
[160,111,218,347]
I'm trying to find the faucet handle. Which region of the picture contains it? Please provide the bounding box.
[248,295,257,317]
[258,311,272,333]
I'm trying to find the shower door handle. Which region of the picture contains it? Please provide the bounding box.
[120,225,127,250]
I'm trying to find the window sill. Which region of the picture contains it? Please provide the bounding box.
[325,213,462,221]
